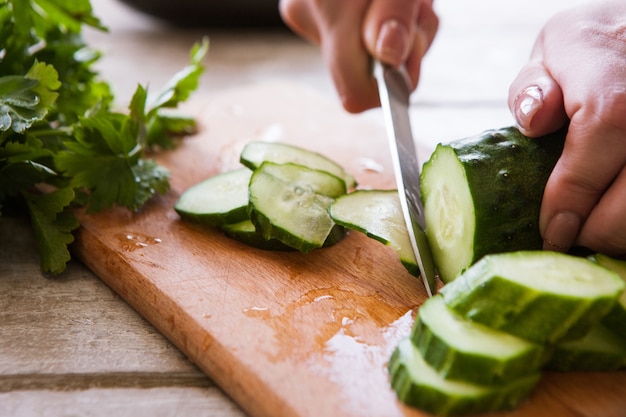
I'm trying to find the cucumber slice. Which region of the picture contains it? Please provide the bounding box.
[420,126,566,283]
[221,220,295,251]
[240,141,357,190]
[328,190,419,276]
[545,323,626,372]
[441,251,625,344]
[248,162,346,252]
[221,219,344,251]
[174,168,252,226]
[592,254,626,340]
[388,338,540,417]
[413,295,546,385]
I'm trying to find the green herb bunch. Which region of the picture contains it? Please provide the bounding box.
[0,0,207,274]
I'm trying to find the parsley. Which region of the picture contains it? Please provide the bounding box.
[0,0,207,274]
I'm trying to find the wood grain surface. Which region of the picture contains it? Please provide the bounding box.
[72,81,626,417]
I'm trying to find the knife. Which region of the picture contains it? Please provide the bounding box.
[373,60,437,297]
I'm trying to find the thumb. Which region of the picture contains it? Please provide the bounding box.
[508,60,568,137]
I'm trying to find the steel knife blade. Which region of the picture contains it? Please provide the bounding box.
[373,60,437,296]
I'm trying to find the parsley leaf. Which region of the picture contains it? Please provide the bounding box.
[0,0,207,274]
[55,114,141,213]
[23,186,79,275]
[0,61,60,133]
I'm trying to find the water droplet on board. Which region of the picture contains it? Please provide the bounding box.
[355,157,384,173]
[115,232,162,252]
[241,286,415,366]
[242,306,271,319]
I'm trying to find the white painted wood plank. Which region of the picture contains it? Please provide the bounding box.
[0,217,204,379]
[0,387,246,417]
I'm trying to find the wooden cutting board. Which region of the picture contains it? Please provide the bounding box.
[73,81,626,417]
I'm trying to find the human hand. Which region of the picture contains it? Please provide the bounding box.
[279,0,439,113]
[508,1,626,256]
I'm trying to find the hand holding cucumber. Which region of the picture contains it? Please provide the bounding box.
[280,0,626,257]
[507,0,626,257]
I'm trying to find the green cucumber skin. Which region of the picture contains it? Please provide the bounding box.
[178,205,248,227]
[441,251,623,344]
[328,190,421,277]
[593,254,626,340]
[412,296,547,386]
[249,201,344,253]
[602,301,626,341]
[221,220,296,251]
[545,324,626,372]
[388,339,540,417]
[422,126,566,282]
[174,168,252,227]
[240,141,357,190]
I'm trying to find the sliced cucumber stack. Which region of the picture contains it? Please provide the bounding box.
[440,250,624,344]
[389,250,625,416]
[420,126,566,283]
[240,141,357,190]
[174,168,252,226]
[175,142,350,252]
[388,338,540,417]
[328,190,419,276]
[412,295,546,386]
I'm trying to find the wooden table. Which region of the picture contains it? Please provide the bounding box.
[1,0,595,416]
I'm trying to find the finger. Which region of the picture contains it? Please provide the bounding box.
[362,0,423,68]
[404,0,439,89]
[541,104,626,252]
[532,4,626,253]
[578,166,626,256]
[279,0,321,44]
[318,0,378,113]
[508,41,568,137]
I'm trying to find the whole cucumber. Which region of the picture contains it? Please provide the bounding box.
[420,126,566,283]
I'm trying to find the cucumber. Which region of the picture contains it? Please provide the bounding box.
[221,220,295,251]
[328,190,419,276]
[240,141,357,190]
[592,254,626,340]
[388,338,541,417]
[174,168,252,226]
[420,126,566,283]
[544,323,626,372]
[221,219,345,251]
[412,295,546,386]
[248,161,346,252]
[440,251,625,344]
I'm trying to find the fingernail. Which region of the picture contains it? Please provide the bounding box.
[376,19,410,67]
[543,211,581,252]
[514,85,544,131]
